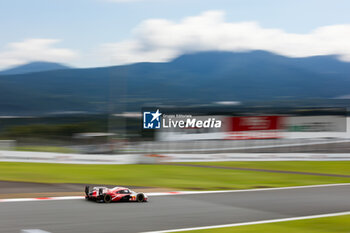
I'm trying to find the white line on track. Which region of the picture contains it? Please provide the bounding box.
[0,183,348,203]
[146,183,350,196]
[140,211,350,233]
[21,229,51,233]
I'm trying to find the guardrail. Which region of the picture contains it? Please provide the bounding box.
[0,150,139,164]
[161,153,350,162]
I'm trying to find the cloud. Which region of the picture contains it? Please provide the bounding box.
[0,39,78,70]
[104,0,149,2]
[100,11,350,65]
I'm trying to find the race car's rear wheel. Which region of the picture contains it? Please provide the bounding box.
[136,194,145,202]
[104,194,112,203]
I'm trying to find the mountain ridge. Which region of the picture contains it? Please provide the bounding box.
[0,50,349,114]
[0,61,71,75]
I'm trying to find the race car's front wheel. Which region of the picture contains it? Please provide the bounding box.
[137,194,145,202]
[104,194,112,203]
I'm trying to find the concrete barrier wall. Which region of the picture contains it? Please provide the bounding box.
[1,150,350,164]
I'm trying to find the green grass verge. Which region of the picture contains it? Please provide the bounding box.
[182,214,350,233]
[16,146,75,154]
[0,162,349,190]
[188,161,350,176]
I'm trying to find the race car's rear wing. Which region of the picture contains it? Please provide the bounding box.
[98,187,104,196]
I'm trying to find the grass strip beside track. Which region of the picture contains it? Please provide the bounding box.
[187,161,350,176]
[181,214,350,233]
[0,162,349,190]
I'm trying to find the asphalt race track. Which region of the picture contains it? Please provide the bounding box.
[0,185,349,233]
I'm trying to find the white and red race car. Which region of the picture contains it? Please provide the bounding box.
[85,186,148,203]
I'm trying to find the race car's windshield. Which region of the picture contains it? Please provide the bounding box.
[118,189,131,194]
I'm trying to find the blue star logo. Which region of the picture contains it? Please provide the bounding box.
[143,109,162,129]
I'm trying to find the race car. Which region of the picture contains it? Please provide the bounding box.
[84,186,148,203]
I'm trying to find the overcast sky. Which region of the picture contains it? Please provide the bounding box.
[0,0,349,69]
